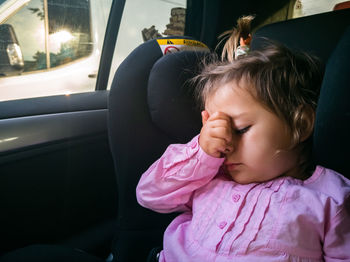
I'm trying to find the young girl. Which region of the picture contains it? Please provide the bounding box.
[136,43,350,261]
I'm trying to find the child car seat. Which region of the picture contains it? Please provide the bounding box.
[313,26,350,176]
[251,8,350,64]
[108,37,208,261]
[107,10,350,262]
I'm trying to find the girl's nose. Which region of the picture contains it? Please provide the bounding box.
[224,142,235,155]
[224,133,239,155]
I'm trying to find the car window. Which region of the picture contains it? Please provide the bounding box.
[107,0,187,89]
[0,0,112,101]
[293,0,348,17]
[253,0,348,31]
[5,0,45,72]
[1,0,346,101]
[3,0,93,73]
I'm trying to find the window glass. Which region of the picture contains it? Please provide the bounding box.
[4,0,46,72]
[292,0,348,17]
[253,0,348,31]
[3,0,92,72]
[47,0,92,68]
[0,0,112,101]
[107,0,187,88]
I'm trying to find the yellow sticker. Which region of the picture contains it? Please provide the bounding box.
[157,39,209,55]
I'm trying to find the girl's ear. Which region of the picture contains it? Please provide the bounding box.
[299,105,315,142]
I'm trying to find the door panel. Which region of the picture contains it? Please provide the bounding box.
[0,110,107,154]
[0,91,117,258]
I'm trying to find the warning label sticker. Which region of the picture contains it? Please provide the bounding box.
[157,39,209,55]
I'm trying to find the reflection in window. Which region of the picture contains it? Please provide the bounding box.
[5,0,45,72]
[2,0,92,73]
[47,0,92,68]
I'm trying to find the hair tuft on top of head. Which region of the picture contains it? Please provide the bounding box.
[218,15,255,62]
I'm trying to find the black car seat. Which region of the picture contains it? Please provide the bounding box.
[313,26,350,177]
[108,37,209,261]
[107,10,350,262]
[251,8,350,64]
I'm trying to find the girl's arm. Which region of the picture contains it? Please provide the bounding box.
[323,194,350,261]
[136,135,224,213]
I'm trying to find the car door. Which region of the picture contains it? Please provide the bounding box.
[0,0,117,258]
[0,0,190,259]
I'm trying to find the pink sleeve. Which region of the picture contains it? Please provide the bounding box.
[136,135,224,213]
[323,195,350,261]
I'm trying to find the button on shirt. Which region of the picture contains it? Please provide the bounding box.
[232,194,241,202]
[136,135,350,262]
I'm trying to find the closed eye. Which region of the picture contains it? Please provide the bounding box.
[235,126,251,135]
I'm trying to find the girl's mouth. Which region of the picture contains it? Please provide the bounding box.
[225,162,241,171]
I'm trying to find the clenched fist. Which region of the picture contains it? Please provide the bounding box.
[199,111,234,158]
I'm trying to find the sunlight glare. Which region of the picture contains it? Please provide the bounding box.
[49,30,74,53]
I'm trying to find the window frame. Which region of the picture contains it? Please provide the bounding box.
[95,0,125,91]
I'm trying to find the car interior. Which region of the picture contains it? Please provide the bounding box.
[0,0,349,262]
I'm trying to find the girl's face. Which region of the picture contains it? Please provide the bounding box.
[205,81,300,184]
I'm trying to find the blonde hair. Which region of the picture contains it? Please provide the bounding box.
[218,15,255,62]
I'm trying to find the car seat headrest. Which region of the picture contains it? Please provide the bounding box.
[251,8,350,64]
[108,37,209,169]
[313,25,350,176]
[147,50,208,142]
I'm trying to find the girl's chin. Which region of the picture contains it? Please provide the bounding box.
[225,169,259,185]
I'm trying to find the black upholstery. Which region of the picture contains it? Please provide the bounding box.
[148,50,204,141]
[251,8,350,64]
[0,245,104,262]
[108,38,207,261]
[313,26,350,176]
[108,10,350,262]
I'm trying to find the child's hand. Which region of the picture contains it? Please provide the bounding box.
[199,111,233,158]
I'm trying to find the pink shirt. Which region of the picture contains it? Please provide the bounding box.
[136,135,350,261]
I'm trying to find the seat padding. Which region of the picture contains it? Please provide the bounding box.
[108,37,208,261]
[148,51,206,142]
[313,26,350,176]
[251,8,350,63]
